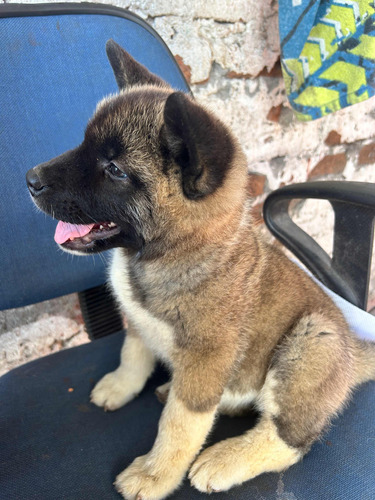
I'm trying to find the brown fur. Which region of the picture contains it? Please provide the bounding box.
[28,40,375,499]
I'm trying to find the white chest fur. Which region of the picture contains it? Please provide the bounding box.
[109,249,175,364]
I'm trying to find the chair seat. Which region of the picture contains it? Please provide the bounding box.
[1,332,374,499]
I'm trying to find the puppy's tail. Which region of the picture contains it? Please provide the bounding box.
[354,339,375,385]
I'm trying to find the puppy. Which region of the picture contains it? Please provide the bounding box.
[26,40,375,500]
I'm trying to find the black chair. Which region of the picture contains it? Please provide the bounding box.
[1,4,375,499]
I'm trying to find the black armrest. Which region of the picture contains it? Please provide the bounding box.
[263,181,375,310]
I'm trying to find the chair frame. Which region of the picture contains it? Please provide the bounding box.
[264,181,375,310]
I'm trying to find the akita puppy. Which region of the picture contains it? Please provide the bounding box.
[26,40,375,500]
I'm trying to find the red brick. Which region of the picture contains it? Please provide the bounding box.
[324,130,341,146]
[308,153,347,179]
[226,59,282,79]
[247,173,267,197]
[258,58,282,78]
[358,142,375,166]
[226,70,253,79]
[267,104,283,123]
[194,76,210,85]
[174,54,191,84]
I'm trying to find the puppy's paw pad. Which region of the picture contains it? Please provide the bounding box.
[90,371,137,411]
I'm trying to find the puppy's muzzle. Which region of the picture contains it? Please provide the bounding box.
[26,168,49,197]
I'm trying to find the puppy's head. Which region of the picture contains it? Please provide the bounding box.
[26,40,247,256]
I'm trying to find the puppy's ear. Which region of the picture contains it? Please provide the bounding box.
[106,39,165,90]
[163,92,234,199]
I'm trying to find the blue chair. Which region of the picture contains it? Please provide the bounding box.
[1,4,374,499]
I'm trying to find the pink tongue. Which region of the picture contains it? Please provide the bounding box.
[54,221,95,244]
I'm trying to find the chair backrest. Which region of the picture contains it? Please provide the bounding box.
[0,3,190,310]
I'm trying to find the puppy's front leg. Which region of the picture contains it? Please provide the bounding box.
[115,386,217,500]
[115,352,228,500]
[91,324,155,411]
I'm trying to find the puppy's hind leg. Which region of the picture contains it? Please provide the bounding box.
[91,324,155,411]
[189,416,301,493]
[190,313,354,493]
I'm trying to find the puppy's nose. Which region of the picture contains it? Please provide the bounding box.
[26,168,47,196]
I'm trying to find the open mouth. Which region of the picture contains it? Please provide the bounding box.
[55,221,121,251]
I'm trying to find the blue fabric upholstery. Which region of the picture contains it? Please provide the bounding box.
[1,331,374,499]
[0,9,189,310]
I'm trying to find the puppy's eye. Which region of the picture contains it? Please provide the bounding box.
[106,162,127,179]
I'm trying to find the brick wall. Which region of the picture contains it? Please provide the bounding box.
[2,0,375,373]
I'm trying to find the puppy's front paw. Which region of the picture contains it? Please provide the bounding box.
[115,454,183,500]
[189,440,243,493]
[90,370,138,411]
